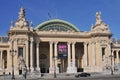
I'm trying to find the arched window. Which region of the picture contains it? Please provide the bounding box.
[34,19,79,32]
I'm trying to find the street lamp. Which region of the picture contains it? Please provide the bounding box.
[53,56,57,78]
[109,55,114,75]
[10,49,17,79]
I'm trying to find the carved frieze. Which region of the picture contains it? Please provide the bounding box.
[99,40,108,46]
[17,38,26,45]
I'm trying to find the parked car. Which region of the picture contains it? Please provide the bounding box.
[75,73,91,77]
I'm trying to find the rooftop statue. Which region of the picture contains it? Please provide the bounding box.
[18,7,25,20]
[15,7,28,28]
[91,11,110,32]
[96,12,102,25]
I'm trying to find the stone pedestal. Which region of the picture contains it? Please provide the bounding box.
[84,66,103,72]
[36,67,40,72]
[49,67,59,74]
[0,68,2,71]
[30,67,34,72]
[49,67,54,73]
[67,66,77,73]
[56,67,59,73]
[28,71,41,79]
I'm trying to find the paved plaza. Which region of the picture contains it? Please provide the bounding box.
[0,73,120,80]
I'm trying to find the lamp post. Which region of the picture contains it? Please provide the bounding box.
[53,56,57,78]
[109,55,114,75]
[10,49,16,79]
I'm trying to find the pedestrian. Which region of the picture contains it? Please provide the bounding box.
[23,68,27,79]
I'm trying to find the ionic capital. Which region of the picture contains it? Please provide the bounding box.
[67,42,71,45]
[36,43,39,47]
[84,42,88,45]
[30,37,34,42]
[112,50,114,53]
[49,41,53,45]
[54,41,58,45]
[91,41,96,44]
[116,50,119,53]
[72,41,76,45]
[36,40,40,44]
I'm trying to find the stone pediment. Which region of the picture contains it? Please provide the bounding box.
[15,19,28,28]
[91,22,110,32]
[10,7,29,30]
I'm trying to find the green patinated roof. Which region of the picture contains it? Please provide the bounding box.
[34,19,80,32]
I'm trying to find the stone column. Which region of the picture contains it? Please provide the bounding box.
[49,42,53,73]
[0,50,2,70]
[116,50,119,64]
[92,42,96,66]
[84,42,88,67]
[25,41,29,69]
[108,42,112,56]
[14,39,17,69]
[36,41,40,71]
[23,44,26,61]
[54,42,59,73]
[30,40,34,72]
[111,50,115,67]
[67,42,71,68]
[67,42,72,73]
[71,42,77,73]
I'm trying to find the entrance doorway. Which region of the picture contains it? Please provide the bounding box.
[58,59,67,73]
[19,70,22,75]
[40,54,48,73]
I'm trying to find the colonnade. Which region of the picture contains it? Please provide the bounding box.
[49,41,77,73]
[27,40,108,73]
[66,42,77,73]
[83,42,96,67]
[30,41,92,73]
[112,50,120,65]
[29,41,79,73]
[28,41,96,73]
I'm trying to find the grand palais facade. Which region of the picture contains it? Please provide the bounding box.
[0,7,120,75]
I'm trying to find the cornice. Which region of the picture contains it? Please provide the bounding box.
[35,30,91,38]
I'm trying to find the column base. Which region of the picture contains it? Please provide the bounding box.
[29,71,41,78]
[30,67,34,72]
[56,67,59,73]
[0,68,2,71]
[49,67,54,73]
[67,66,77,73]
[36,67,40,72]
[49,67,59,74]
[83,66,103,72]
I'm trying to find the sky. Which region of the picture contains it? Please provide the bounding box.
[0,0,120,38]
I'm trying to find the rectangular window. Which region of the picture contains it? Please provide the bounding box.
[102,48,105,60]
[18,47,23,57]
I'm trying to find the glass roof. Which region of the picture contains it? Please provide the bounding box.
[34,19,80,32]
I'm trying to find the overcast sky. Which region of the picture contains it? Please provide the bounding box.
[0,0,120,38]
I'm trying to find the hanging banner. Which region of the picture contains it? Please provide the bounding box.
[58,43,67,59]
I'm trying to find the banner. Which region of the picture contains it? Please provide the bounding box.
[58,43,67,59]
